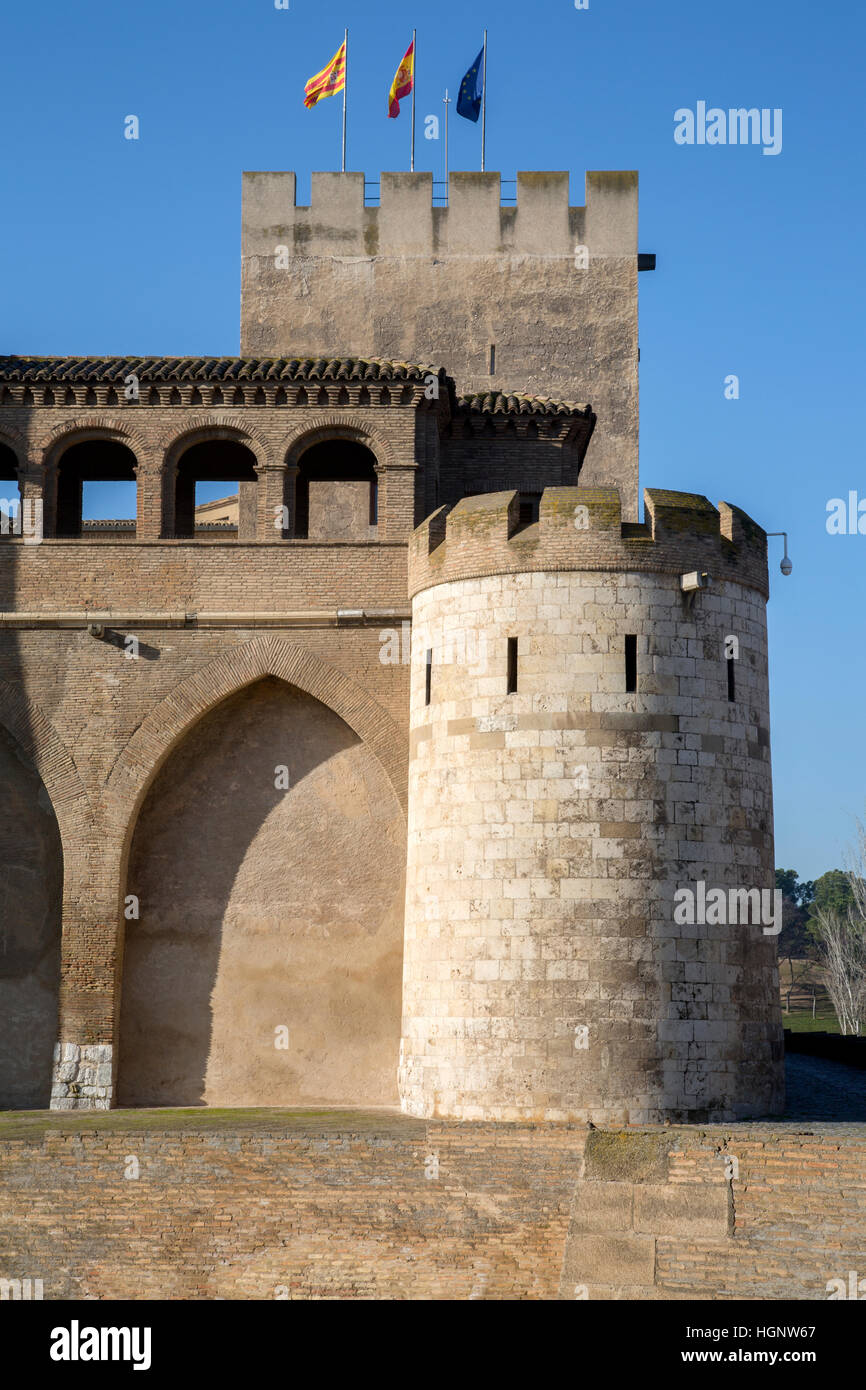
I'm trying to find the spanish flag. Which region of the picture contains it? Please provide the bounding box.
[304,40,347,109]
[388,38,415,119]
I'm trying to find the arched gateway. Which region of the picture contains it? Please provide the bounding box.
[117,675,405,1107]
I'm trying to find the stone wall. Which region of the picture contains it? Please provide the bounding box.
[0,1115,863,1300]
[241,170,639,513]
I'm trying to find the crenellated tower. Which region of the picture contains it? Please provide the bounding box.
[241,170,641,515]
[400,487,784,1124]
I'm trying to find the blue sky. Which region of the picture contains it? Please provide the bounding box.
[1,0,863,879]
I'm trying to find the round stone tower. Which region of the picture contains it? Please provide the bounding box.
[399,486,784,1124]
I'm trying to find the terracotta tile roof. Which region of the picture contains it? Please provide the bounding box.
[0,356,444,383]
[457,391,592,417]
[0,357,593,420]
[80,519,236,530]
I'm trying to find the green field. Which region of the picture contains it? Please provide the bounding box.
[783,1009,842,1035]
[0,1104,408,1141]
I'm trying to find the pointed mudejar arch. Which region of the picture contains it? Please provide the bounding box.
[0,679,92,855]
[0,683,89,1108]
[116,666,407,1108]
[0,681,93,964]
[103,636,408,880]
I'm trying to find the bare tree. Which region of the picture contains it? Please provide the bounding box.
[812,908,866,1035]
[781,954,807,1012]
[812,819,866,1036]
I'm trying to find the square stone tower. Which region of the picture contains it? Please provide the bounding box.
[240,170,640,515]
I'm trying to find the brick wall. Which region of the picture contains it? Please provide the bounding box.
[0,624,412,1110]
[564,1125,866,1300]
[0,370,591,546]
[0,1116,863,1300]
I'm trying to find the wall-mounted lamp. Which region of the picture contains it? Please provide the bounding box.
[766,532,793,576]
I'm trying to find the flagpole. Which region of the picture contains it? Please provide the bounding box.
[410,29,416,172]
[481,29,487,172]
[341,27,348,172]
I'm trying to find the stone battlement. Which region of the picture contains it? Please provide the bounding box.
[408,487,769,598]
[240,170,641,511]
[242,170,638,261]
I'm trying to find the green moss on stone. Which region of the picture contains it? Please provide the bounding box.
[584,1128,673,1183]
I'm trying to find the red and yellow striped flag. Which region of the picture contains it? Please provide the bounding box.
[304,40,347,109]
[388,39,415,119]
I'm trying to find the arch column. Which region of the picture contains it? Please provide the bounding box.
[17,456,47,541]
[53,834,121,1111]
[230,472,256,541]
[377,463,418,540]
[161,463,178,538]
[135,454,164,539]
[255,461,290,540]
[283,463,300,538]
[38,457,59,537]
[17,458,43,504]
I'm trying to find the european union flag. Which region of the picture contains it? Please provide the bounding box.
[457,47,484,122]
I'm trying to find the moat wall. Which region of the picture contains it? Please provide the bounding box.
[0,1115,863,1300]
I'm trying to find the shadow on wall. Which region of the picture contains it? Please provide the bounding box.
[0,728,63,1108]
[0,436,64,1109]
[117,677,406,1109]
